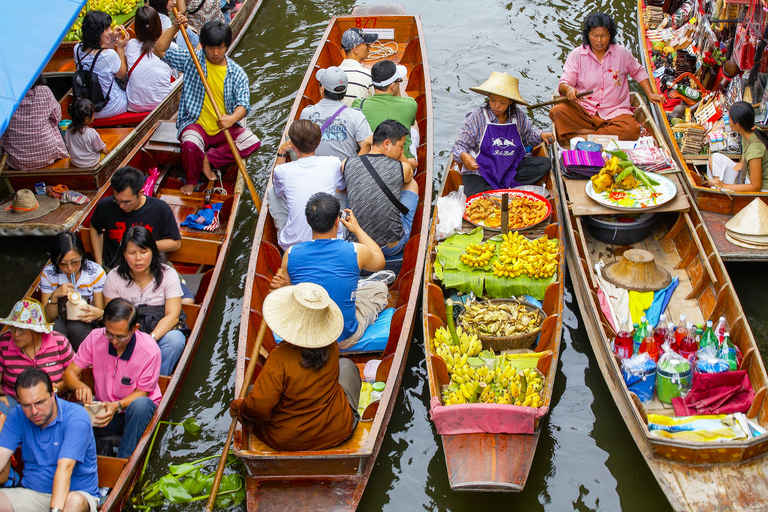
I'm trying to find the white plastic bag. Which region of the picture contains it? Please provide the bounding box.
[436,185,466,240]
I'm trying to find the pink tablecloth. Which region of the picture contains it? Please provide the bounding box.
[429,396,548,435]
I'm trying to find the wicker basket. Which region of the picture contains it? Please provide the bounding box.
[458,298,546,351]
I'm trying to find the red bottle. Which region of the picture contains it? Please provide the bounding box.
[674,314,688,345]
[678,322,698,363]
[653,314,668,347]
[614,317,633,359]
[640,325,660,362]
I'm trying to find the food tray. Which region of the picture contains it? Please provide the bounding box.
[463,189,552,231]
[458,298,546,351]
[584,173,677,211]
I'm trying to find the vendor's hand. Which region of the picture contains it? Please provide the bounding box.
[564,85,579,102]
[75,386,93,405]
[711,177,727,190]
[541,131,555,144]
[115,26,130,48]
[53,283,75,300]
[217,114,238,131]
[93,402,118,428]
[647,92,664,104]
[229,398,244,418]
[460,152,479,171]
[77,304,103,323]
[270,272,288,289]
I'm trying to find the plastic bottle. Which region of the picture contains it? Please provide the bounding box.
[654,314,668,346]
[715,317,728,345]
[371,381,386,402]
[640,325,660,362]
[614,317,633,359]
[663,321,678,354]
[700,320,718,351]
[633,316,649,355]
[718,332,738,371]
[675,314,688,345]
[678,322,699,363]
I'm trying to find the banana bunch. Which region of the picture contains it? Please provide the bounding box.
[89,0,141,16]
[507,367,544,408]
[491,232,558,279]
[431,326,482,362]
[460,242,495,268]
[64,21,83,41]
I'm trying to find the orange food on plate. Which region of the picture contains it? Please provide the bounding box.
[466,195,548,229]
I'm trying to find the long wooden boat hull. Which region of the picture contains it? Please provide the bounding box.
[0,0,262,236]
[233,6,433,510]
[421,153,565,492]
[636,0,768,261]
[555,93,768,511]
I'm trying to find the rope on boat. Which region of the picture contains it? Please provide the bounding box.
[366,41,398,59]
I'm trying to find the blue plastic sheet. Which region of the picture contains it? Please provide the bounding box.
[0,0,87,137]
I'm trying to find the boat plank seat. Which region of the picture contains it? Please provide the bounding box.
[97,455,128,488]
[40,128,135,170]
[246,418,372,455]
[167,237,221,266]
[181,304,200,330]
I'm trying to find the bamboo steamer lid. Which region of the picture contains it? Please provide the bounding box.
[725,198,768,236]
[602,249,671,292]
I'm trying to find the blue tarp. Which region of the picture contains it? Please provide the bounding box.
[0,0,87,137]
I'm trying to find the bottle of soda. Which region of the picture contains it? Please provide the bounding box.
[614,317,633,359]
[654,314,668,346]
[718,332,738,371]
[675,314,688,345]
[633,316,649,355]
[700,320,718,351]
[678,322,698,363]
[715,317,728,345]
[664,321,678,353]
[640,324,660,362]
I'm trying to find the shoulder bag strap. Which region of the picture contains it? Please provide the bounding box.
[359,155,409,215]
[187,0,207,15]
[358,98,366,111]
[320,105,347,134]
[127,52,147,80]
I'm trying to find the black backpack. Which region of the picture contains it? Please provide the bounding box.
[73,47,112,112]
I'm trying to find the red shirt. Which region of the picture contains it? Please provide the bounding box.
[0,331,74,398]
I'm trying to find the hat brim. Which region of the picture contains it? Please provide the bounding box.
[0,319,53,334]
[262,286,344,348]
[469,85,529,106]
[362,33,378,43]
[0,193,60,223]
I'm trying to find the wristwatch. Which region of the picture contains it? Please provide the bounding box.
[116,401,124,413]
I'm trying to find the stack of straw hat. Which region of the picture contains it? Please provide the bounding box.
[725,198,768,249]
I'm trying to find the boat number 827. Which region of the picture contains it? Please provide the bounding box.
[355,17,377,28]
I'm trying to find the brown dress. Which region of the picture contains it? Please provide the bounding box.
[240,341,355,451]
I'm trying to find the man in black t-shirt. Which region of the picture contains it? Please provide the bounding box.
[89,167,181,269]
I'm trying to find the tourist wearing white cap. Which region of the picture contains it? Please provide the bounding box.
[352,60,418,167]
[229,282,362,451]
[339,28,378,107]
[299,66,373,162]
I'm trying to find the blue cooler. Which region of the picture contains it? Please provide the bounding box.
[622,356,657,403]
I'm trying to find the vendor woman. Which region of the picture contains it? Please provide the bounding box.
[707,101,768,192]
[549,12,663,142]
[229,282,361,451]
[451,71,554,197]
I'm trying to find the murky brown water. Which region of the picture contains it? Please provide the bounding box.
[3,0,768,510]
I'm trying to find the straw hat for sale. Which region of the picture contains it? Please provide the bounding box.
[262,283,343,348]
[0,189,59,223]
[725,198,768,236]
[470,71,529,106]
[0,298,53,334]
[602,249,671,292]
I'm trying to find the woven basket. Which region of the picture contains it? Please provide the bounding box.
[458,299,546,351]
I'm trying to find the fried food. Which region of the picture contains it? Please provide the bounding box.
[466,195,548,229]
[460,300,543,337]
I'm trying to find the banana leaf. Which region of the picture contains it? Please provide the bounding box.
[435,227,484,268]
[441,268,485,296]
[485,272,556,300]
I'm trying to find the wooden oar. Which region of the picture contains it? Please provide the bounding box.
[527,90,593,110]
[205,270,280,510]
[172,7,260,208]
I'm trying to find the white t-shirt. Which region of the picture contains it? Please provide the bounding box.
[74,44,127,119]
[40,261,106,303]
[273,156,345,250]
[64,126,106,168]
[125,39,173,112]
[339,59,373,108]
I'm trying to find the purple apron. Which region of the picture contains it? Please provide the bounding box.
[475,108,525,189]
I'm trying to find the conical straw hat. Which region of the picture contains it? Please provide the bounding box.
[725,198,768,236]
[262,282,344,348]
[726,231,768,246]
[602,249,671,292]
[470,72,529,106]
[726,232,768,250]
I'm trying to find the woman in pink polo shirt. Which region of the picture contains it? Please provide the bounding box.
[0,298,74,430]
[549,12,664,142]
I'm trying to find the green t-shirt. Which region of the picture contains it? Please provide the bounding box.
[352,93,418,159]
[742,132,768,191]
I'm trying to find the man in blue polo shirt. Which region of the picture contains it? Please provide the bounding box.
[0,369,99,512]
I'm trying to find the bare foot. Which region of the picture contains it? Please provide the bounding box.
[202,156,216,181]
[180,183,196,195]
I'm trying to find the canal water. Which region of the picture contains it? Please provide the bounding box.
[3,0,768,510]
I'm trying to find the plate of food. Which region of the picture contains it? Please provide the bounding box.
[464,189,552,231]
[585,172,677,211]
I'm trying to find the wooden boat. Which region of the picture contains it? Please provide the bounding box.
[555,92,768,511]
[5,119,244,511]
[421,153,565,491]
[232,6,433,510]
[0,0,262,236]
[636,0,768,261]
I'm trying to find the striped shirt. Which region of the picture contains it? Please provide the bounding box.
[0,331,74,398]
[39,261,106,304]
[451,106,542,176]
[339,59,373,107]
